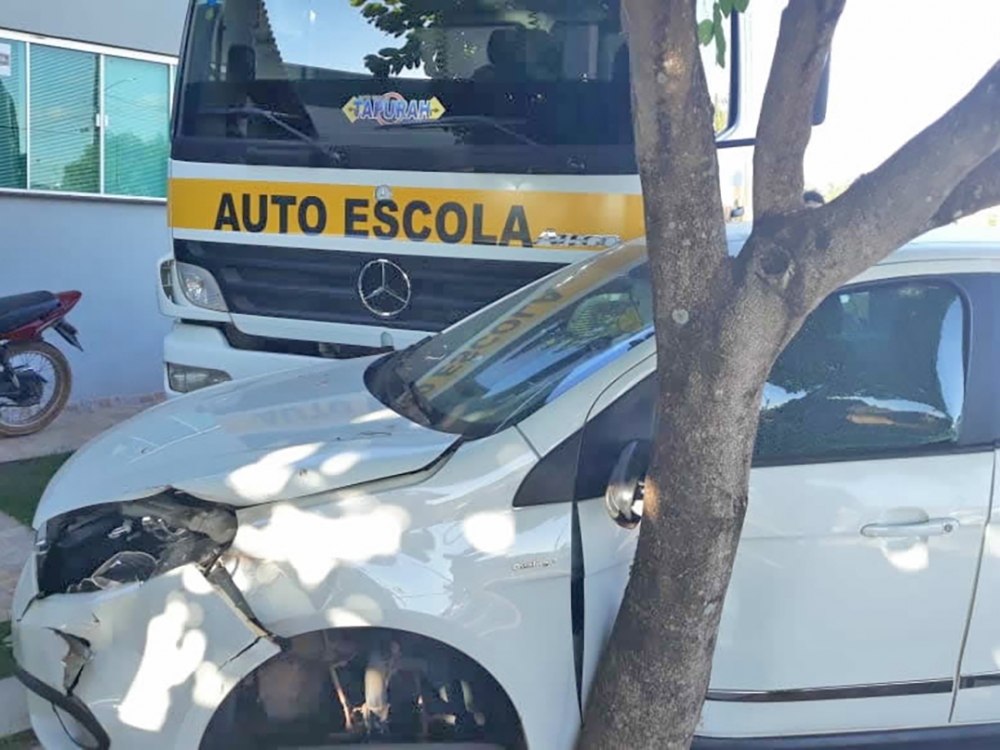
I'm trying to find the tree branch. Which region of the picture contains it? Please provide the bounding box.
[752,0,846,218]
[928,150,1000,230]
[759,58,1000,313]
[623,0,729,298]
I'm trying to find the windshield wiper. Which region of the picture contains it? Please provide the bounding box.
[380,115,541,147]
[400,377,439,427]
[198,104,346,164]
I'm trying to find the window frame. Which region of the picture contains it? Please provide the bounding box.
[0,26,176,204]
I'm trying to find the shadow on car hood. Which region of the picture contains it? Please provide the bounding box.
[34,358,458,526]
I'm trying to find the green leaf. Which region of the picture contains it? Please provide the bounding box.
[698,19,715,46]
[734,0,750,12]
[715,24,727,67]
[720,0,735,17]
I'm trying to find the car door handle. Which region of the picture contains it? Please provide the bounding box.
[860,518,959,538]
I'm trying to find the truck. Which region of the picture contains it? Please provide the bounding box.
[157,0,747,395]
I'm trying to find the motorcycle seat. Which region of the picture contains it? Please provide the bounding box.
[0,292,60,334]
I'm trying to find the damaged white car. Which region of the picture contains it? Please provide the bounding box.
[14,228,1000,749]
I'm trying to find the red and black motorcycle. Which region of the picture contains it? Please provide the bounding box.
[0,291,83,437]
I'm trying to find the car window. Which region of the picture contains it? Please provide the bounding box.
[755,280,966,463]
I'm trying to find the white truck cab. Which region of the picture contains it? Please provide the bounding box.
[15,225,1000,749]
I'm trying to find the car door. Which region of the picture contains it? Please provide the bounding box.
[700,274,992,740]
[572,273,992,742]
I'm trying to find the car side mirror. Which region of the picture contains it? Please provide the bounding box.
[605,440,650,528]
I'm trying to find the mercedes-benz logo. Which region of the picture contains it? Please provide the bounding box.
[358,259,412,318]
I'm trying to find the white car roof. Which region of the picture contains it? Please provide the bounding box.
[720,222,1000,267]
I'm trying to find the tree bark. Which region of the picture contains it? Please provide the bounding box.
[578,2,1000,750]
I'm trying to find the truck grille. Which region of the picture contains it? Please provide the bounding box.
[174,240,564,332]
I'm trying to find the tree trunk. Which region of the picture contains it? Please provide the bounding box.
[578,292,784,749]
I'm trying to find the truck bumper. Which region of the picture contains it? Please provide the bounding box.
[163,322,318,397]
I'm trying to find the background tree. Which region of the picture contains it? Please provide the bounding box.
[578,1,1000,748]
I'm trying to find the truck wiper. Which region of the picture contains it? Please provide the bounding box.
[199,104,346,164]
[380,115,540,147]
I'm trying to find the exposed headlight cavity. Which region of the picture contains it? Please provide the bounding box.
[36,494,237,596]
[176,262,228,312]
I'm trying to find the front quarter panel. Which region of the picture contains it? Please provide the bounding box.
[230,427,580,750]
[14,565,280,750]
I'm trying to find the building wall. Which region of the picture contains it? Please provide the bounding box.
[0,0,187,403]
[0,0,188,56]
[0,193,173,402]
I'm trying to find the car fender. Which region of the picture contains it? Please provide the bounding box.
[226,428,581,749]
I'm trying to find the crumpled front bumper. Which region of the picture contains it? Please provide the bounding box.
[11,555,280,749]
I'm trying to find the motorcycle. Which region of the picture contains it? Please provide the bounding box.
[0,290,83,437]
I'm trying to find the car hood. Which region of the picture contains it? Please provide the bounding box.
[34,358,458,526]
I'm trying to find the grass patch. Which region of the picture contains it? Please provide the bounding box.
[0,732,36,749]
[0,620,13,681]
[0,453,71,527]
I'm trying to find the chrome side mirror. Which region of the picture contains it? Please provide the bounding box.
[605,440,649,528]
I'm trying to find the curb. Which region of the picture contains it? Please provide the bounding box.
[0,677,29,737]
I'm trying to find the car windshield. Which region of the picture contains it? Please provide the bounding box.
[174,0,731,174]
[365,242,653,438]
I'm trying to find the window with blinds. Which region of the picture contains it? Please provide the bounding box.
[31,45,100,193]
[0,38,27,189]
[0,33,174,199]
[105,57,170,198]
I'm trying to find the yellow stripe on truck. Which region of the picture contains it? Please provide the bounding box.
[169,178,645,249]
[415,242,647,399]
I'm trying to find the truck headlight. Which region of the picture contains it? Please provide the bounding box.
[35,494,237,597]
[176,262,228,312]
[167,362,232,394]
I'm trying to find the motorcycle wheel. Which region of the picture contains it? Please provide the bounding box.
[0,340,72,438]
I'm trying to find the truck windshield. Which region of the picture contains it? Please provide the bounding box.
[175,0,731,174]
[365,242,653,438]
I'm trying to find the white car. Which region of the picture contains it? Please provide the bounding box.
[12,226,1000,750]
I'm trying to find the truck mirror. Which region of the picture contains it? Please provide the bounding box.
[813,53,832,126]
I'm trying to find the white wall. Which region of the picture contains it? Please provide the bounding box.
[0,0,188,56]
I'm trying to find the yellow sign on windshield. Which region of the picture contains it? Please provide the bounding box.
[342,93,447,125]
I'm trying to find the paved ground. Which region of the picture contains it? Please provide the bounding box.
[1,512,34,739]
[0,515,32,623]
[0,679,29,739]
[0,394,164,465]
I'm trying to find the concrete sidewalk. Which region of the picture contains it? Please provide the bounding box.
[1,507,38,740]
[0,393,164,465]
[0,678,30,740]
[0,514,33,622]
